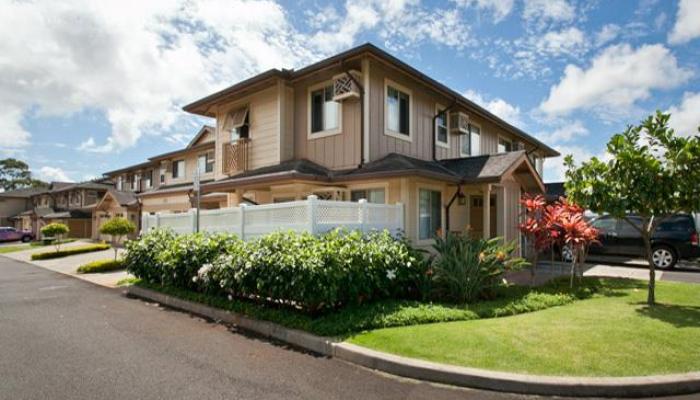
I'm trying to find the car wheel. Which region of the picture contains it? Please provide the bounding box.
[21,235,31,243]
[651,245,677,269]
[561,245,574,262]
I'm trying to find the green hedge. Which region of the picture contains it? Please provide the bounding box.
[31,244,111,260]
[125,229,427,313]
[77,259,124,274]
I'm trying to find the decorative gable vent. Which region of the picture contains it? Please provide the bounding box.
[449,112,469,135]
[332,70,362,101]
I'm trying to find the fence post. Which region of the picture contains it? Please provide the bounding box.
[307,195,318,234]
[155,213,161,230]
[396,202,404,236]
[190,209,197,234]
[358,199,368,233]
[141,214,147,235]
[239,203,247,240]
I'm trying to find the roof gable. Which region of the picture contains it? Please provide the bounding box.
[187,125,215,148]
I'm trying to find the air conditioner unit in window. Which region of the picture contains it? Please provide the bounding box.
[449,112,469,135]
[332,70,362,101]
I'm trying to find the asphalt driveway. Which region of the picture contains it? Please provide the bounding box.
[1,256,698,400]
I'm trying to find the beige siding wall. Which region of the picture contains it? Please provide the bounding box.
[160,147,215,187]
[141,192,191,214]
[293,69,362,170]
[214,86,280,180]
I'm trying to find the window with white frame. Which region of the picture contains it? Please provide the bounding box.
[310,84,340,135]
[172,159,185,179]
[350,188,386,204]
[198,151,214,174]
[159,166,166,183]
[435,105,448,146]
[498,137,512,153]
[460,124,481,156]
[386,83,410,137]
[131,174,139,191]
[116,176,123,191]
[227,107,249,142]
[144,169,153,188]
[418,189,442,240]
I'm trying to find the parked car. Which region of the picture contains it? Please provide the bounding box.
[560,214,700,269]
[0,227,34,243]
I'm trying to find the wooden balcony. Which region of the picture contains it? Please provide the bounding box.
[222,138,250,175]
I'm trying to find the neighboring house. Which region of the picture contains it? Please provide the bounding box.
[20,181,113,239]
[175,43,558,246]
[93,190,140,240]
[103,125,226,217]
[0,187,46,228]
[544,182,566,202]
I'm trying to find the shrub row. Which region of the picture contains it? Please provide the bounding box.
[77,259,125,274]
[31,243,111,260]
[125,229,427,313]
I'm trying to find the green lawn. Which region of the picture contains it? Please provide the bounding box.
[0,244,30,254]
[349,279,700,377]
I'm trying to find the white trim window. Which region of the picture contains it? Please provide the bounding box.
[172,159,186,179]
[116,176,123,191]
[226,107,249,142]
[435,104,448,148]
[308,82,341,137]
[384,79,411,140]
[198,151,214,174]
[460,124,481,157]
[144,169,153,189]
[350,188,386,204]
[418,189,442,240]
[498,137,512,153]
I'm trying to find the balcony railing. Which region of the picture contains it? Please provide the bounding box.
[222,138,250,175]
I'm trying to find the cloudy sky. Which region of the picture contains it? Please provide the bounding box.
[1,0,699,183]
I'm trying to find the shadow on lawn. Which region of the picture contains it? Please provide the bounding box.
[636,303,700,328]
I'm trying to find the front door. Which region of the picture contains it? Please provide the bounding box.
[469,195,496,239]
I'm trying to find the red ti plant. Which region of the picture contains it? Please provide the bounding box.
[518,194,550,282]
[548,197,599,287]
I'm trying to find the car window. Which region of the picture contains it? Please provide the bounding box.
[591,217,616,232]
[617,218,642,237]
[656,216,694,232]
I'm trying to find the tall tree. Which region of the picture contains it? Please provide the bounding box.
[565,111,700,305]
[0,158,47,191]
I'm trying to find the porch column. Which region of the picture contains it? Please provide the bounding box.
[227,191,241,207]
[482,184,491,239]
[496,185,505,239]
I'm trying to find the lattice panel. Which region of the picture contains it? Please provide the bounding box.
[199,208,241,233]
[332,72,361,101]
[316,201,361,224]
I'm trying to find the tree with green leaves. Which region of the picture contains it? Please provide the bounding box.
[99,217,136,260]
[0,158,47,191]
[40,223,70,252]
[565,111,700,305]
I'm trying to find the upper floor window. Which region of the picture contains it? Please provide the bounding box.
[385,81,411,139]
[435,105,448,147]
[116,176,123,191]
[226,107,249,142]
[309,83,340,136]
[498,137,512,153]
[131,174,139,191]
[460,124,481,157]
[198,151,214,174]
[159,166,166,184]
[172,160,185,179]
[144,169,153,188]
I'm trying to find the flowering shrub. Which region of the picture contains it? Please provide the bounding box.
[430,233,527,303]
[125,229,426,313]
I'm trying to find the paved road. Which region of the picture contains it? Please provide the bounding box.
[0,257,697,400]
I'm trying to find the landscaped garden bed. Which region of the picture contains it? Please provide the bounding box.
[31,243,110,260]
[77,259,124,274]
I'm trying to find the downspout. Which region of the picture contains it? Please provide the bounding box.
[431,100,458,161]
[341,66,365,167]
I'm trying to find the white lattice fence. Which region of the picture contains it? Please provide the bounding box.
[141,195,404,240]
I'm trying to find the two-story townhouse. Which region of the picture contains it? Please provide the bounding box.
[0,187,46,228]
[98,125,226,237]
[181,43,558,246]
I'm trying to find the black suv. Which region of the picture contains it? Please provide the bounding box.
[582,214,700,269]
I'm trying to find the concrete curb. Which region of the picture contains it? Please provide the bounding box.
[126,285,700,398]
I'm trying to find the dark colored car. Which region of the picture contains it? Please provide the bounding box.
[0,227,33,243]
[582,214,700,269]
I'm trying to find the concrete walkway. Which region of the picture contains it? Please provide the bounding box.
[1,239,130,288]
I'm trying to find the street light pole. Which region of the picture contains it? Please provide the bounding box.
[194,166,201,233]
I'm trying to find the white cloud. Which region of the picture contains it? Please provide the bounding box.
[463,90,523,126]
[453,0,515,22]
[668,0,700,44]
[539,44,693,117]
[537,120,588,143]
[536,27,586,56]
[165,132,194,146]
[594,24,620,47]
[37,166,73,182]
[522,0,575,24]
[667,92,700,137]
[544,145,610,183]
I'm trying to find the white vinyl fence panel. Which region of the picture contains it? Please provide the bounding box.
[141,195,404,240]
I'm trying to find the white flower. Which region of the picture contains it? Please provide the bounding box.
[228,294,233,301]
[386,269,396,280]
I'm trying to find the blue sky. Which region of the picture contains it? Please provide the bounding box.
[1,0,699,183]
